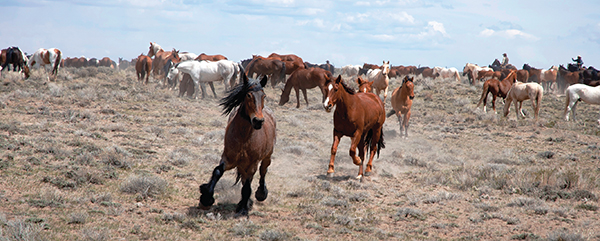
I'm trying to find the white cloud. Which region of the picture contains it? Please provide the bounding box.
[480,29,495,37]
[411,21,448,39]
[428,21,447,36]
[479,28,539,41]
[355,1,370,6]
[372,34,395,41]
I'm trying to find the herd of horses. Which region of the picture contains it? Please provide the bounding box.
[4,43,600,216]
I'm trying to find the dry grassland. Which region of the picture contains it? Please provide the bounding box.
[0,66,599,240]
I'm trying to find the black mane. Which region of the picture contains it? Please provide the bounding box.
[219,78,263,116]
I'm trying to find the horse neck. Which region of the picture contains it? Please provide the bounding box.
[334,86,356,112]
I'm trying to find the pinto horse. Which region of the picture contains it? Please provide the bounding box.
[564,84,600,123]
[387,76,415,138]
[323,75,386,180]
[366,61,391,102]
[278,67,331,108]
[503,81,544,121]
[245,55,286,87]
[476,70,517,113]
[26,48,62,80]
[199,74,276,216]
[135,54,153,84]
[167,60,240,99]
[268,53,306,75]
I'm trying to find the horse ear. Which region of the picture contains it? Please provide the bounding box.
[260,75,268,88]
[241,71,249,85]
[335,75,342,84]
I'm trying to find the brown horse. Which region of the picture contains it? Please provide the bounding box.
[99,57,115,68]
[357,76,373,93]
[147,42,180,78]
[199,74,276,217]
[387,76,415,138]
[476,70,517,113]
[135,54,153,84]
[523,64,542,83]
[516,69,530,83]
[268,53,305,75]
[195,53,228,61]
[359,63,381,76]
[557,65,580,93]
[323,75,386,180]
[278,67,331,108]
[245,55,286,87]
[476,70,503,82]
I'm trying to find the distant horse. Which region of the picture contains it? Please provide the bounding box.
[523,64,542,83]
[240,58,253,69]
[580,66,600,86]
[323,75,386,180]
[557,65,581,93]
[99,57,115,68]
[356,76,373,93]
[387,76,415,138]
[341,65,362,79]
[432,66,460,81]
[463,63,493,85]
[415,66,438,80]
[135,54,153,84]
[88,58,99,67]
[118,57,131,70]
[278,67,332,108]
[390,65,417,79]
[474,70,503,82]
[476,70,517,113]
[26,48,63,80]
[167,60,239,99]
[148,42,180,78]
[304,61,334,74]
[1,47,27,72]
[359,63,381,76]
[268,53,306,74]
[503,81,543,121]
[245,55,286,87]
[564,84,600,124]
[539,66,558,91]
[195,53,228,61]
[199,74,276,217]
[366,61,390,102]
[178,52,198,61]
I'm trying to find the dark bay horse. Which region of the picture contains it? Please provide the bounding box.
[245,55,286,87]
[135,54,153,84]
[199,74,276,217]
[268,53,306,75]
[1,47,26,72]
[476,70,517,113]
[387,76,415,138]
[278,67,332,108]
[323,75,385,180]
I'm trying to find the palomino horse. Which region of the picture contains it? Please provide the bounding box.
[27,48,63,80]
[357,76,373,93]
[268,53,305,75]
[166,60,239,99]
[432,66,460,81]
[245,55,286,87]
[278,67,331,108]
[387,76,415,138]
[503,81,543,121]
[147,42,180,78]
[323,75,386,180]
[476,70,517,113]
[199,74,276,216]
[135,54,153,84]
[564,84,600,124]
[366,61,390,102]
[195,53,228,61]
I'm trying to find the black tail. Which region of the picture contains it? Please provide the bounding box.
[364,130,385,158]
[386,109,396,118]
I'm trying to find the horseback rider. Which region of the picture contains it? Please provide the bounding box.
[572,55,583,70]
[501,53,509,67]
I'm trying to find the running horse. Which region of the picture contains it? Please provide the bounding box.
[199,74,276,217]
[366,61,391,102]
[503,81,544,121]
[387,76,415,138]
[278,67,332,108]
[356,76,374,93]
[245,55,286,87]
[323,75,386,180]
[476,70,517,113]
[26,48,63,80]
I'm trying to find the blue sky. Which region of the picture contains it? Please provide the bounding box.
[2,0,599,69]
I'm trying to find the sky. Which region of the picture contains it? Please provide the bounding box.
[1,0,600,69]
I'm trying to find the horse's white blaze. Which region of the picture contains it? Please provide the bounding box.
[328,84,333,91]
[363,87,367,93]
[323,97,330,108]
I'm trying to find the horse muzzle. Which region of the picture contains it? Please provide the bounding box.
[251,117,264,129]
[324,103,333,112]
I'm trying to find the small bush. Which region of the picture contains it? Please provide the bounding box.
[68,212,88,224]
[120,174,169,199]
[0,219,45,241]
[259,229,289,241]
[547,231,584,241]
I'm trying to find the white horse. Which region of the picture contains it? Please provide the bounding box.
[503,81,544,121]
[341,65,362,79]
[178,52,198,61]
[27,48,63,80]
[433,66,461,81]
[564,84,600,124]
[166,60,239,99]
[366,61,390,102]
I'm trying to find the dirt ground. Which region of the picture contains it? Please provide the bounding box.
[0,67,599,240]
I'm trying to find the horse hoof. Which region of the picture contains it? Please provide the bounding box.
[198,203,211,210]
[255,187,268,202]
[364,171,372,177]
[327,172,334,178]
[356,175,363,180]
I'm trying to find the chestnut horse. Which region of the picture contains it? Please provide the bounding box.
[147,42,180,78]
[26,48,63,80]
[278,67,331,108]
[476,70,517,113]
[268,53,305,75]
[357,76,373,93]
[503,81,544,121]
[557,65,580,93]
[323,75,386,180]
[135,54,153,84]
[199,74,276,216]
[99,57,115,68]
[387,76,415,138]
[195,53,228,61]
[245,55,286,87]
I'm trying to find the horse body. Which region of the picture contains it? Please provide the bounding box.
[148,42,180,78]
[503,81,544,120]
[178,52,198,61]
[539,66,558,91]
[341,65,362,79]
[245,55,286,87]
[1,47,26,72]
[557,65,581,93]
[278,67,331,108]
[463,63,493,85]
[433,66,460,81]
[366,61,390,102]
[476,70,517,113]
[135,54,153,84]
[196,53,228,61]
[268,53,305,74]
[564,84,600,123]
[99,57,115,68]
[27,48,62,80]
[199,75,275,216]
[118,57,131,70]
[167,60,239,99]
[387,76,415,138]
[323,76,386,180]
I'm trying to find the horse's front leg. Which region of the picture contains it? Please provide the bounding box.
[327,131,343,177]
[349,130,364,179]
[357,138,366,179]
[404,110,411,138]
[236,177,254,217]
[492,95,497,114]
[199,162,226,209]
[294,86,301,108]
[256,157,271,202]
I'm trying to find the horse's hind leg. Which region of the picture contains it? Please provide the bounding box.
[301,88,309,107]
[255,157,271,202]
[404,111,411,137]
[209,82,217,98]
[236,178,254,216]
[199,162,226,209]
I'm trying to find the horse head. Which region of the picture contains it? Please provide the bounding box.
[402,76,415,99]
[323,75,343,112]
[357,76,374,93]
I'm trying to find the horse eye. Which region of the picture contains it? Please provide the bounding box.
[247,93,252,99]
